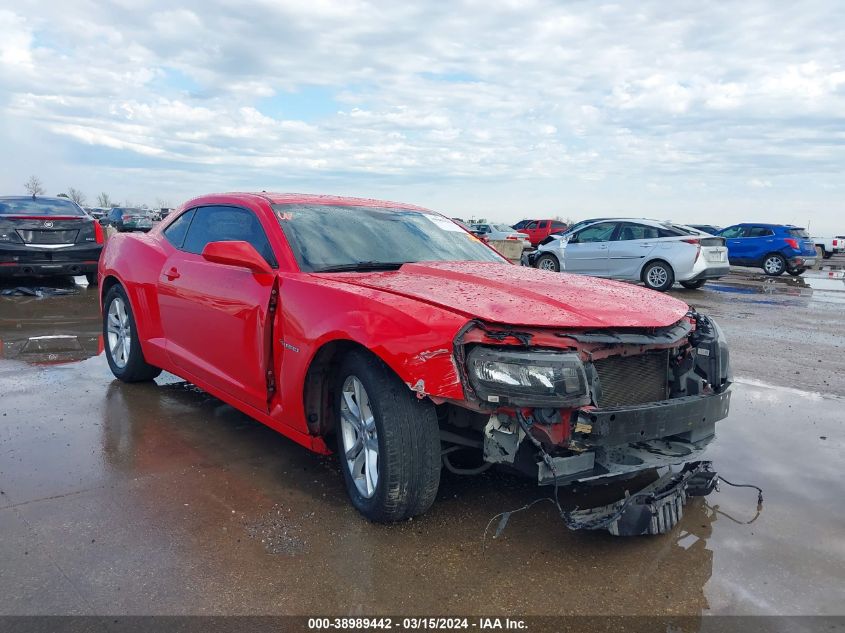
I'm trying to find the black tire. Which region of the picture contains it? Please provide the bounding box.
[823,252,832,260]
[535,253,560,272]
[762,253,786,276]
[85,272,98,286]
[787,268,806,277]
[680,279,706,289]
[642,260,675,291]
[334,350,441,523]
[103,284,162,382]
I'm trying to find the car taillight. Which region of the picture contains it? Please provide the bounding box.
[94,221,104,244]
[834,239,839,247]
[785,238,799,249]
[682,238,701,263]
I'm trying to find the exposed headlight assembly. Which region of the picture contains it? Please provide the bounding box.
[693,314,732,392]
[467,346,590,407]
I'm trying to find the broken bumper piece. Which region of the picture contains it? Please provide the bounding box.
[563,461,717,536]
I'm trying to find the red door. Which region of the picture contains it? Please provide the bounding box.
[156,205,278,412]
[524,220,549,246]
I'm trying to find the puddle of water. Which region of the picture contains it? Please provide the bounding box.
[0,277,101,365]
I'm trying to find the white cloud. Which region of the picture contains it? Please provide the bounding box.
[0,0,844,232]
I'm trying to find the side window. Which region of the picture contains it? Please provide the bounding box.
[538,221,549,229]
[748,227,774,237]
[551,221,567,230]
[182,206,277,268]
[572,222,617,243]
[526,221,538,229]
[720,226,745,238]
[163,210,195,248]
[615,223,659,241]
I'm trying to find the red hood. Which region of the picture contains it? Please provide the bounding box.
[322,261,689,329]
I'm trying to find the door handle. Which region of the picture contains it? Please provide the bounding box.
[640,243,654,247]
[164,267,180,281]
[598,244,608,249]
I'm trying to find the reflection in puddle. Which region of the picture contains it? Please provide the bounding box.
[0,277,102,365]
[708,267,845,305]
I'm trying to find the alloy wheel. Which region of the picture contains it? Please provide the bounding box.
[106,296,131,369]
[647,265,669,287]
[339,375,379,499]
[538,257,557,271]
[764,256,784,275]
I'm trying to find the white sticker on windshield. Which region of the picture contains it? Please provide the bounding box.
[424,214,465,232]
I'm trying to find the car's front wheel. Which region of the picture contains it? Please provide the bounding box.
[680,279,706,289]
[335,350,441,523]
[642,260,675,291]
[763,254,787,276]
[535,253,560,272]
[103,285,162,382]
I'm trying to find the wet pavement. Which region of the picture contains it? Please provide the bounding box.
[1,264,844,617]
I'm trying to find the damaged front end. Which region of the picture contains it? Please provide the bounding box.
[446,312,732,535]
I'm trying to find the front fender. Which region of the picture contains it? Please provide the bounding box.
[279,273,470,403]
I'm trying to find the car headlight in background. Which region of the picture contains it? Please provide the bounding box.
[467,347,590,406]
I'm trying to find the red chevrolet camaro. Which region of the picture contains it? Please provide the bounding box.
[100,193,732,534]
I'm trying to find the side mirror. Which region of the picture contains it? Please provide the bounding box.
[201,241,273,274]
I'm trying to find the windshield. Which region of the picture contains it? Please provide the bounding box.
[492,224,513,232]
[0,197,85,216]
[273,204,506,272]
[788,228,809,238]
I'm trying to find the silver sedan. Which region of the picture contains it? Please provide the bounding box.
[530,219,730,291]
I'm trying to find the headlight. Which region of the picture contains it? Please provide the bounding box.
[467,346,590,406]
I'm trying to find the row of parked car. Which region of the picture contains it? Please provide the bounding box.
[507,216,832,291]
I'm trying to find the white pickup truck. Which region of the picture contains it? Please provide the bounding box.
[813,236,844,259]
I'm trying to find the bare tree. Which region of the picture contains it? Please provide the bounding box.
[155,197,170,209]
[66,187,87,206]
[97,192,115,208]
[24,175,45,196]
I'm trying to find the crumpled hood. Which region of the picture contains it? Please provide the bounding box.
[322,261,689,329]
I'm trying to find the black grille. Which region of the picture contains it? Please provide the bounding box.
[16,229,79,244]
[593,350,669,407]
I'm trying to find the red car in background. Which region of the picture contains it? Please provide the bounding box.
[517,219,569,246]
[99,193,731,534]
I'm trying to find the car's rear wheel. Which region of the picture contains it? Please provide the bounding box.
[103,285,162,382]
[680,279,706,289]
[335,350,441,523]
[535,253,560,272]
[815,245,825,260]
[642,260,675,291]
[763,253,786,276]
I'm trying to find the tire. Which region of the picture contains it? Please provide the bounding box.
[103,284,162,382]
[680,279,706,289]
[787,268,805,277]
[85,272,98,286]
[642,260,675,291]
[823,252,832,260]
[334,350,441,523]
[815,246,825,260]
[762,253,786,276]
[535,253,560,272]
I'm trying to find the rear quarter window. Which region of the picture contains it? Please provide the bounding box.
[163,210,195,248]
[787,228,809,238]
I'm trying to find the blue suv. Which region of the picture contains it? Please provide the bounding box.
[718,223,817,276]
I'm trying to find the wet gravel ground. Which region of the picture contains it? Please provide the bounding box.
[1,260,844,618]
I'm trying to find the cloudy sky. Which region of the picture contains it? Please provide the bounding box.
[1,0,843,231]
